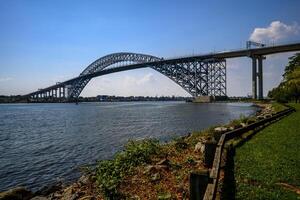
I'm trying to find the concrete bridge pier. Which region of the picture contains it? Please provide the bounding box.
[252,57,257,99]
[258,56,264,100]
[251,55,264,100]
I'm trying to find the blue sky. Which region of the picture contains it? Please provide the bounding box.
[1,0,300,96]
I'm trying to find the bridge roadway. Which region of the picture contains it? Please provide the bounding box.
[27,42,300,100]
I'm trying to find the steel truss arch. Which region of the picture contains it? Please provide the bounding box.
[68,53,162,98]
[29,52,226,100]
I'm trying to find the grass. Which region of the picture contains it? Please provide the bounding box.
[271,102,288,112]
[234,103,300,199]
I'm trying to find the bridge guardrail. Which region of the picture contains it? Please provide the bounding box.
[193,106,296,200]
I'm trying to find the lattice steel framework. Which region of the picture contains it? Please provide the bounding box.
[68,53,161,98]
[152,58,226,97]
[67,53,226,98]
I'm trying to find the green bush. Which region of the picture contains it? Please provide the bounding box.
[95,139,161,198]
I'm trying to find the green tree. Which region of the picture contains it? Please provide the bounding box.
[268,53,300,103]
[283,53,300,78]
[285,67,300,102]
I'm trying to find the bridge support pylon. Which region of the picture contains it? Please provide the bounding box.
[251,55,265,100]
[252,57,257,99]
[258,56,264,100]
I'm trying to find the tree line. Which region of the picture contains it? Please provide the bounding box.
[268,53,300,103]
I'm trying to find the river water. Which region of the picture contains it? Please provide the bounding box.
[0,101,257,191]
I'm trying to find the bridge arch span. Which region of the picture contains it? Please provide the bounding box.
[69,52,226,98]
[28,52,227,100]
[80,52,161,75]
[69,53,162,98]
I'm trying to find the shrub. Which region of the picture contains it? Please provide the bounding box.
[95,139,160,198]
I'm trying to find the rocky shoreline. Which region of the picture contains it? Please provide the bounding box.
[0,103,277,200]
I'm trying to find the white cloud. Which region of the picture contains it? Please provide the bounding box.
[0,77,13,82]
[249,21,300,43]
[136,73,154,85]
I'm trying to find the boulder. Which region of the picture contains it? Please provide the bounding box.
[48,192,62,199]
[151,173,161,181]
[194,142,205,153]
[78,196,94,200]
[240,123,247,127]
[175,141,188,150]
[247,118,256,124]
[233,123,243,129]
[156,158,170,166]
[0,187,33,200]
[257,115,264,120]
[131,195,141,200]
[214,127,228,133]
[143,165,156,174]
[228,126,235,131]
[78,175,89,186]
[158,193,172,200]
[265,114,272,118]
[30,196,48,200]
[60,186,76,200]
[35,182,62,196]
[143,164,168,175]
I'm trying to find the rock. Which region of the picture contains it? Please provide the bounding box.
[233,124,242,129]
[214,127,228,133]
[247,118,256,124]
[175,141,188,150]
[0,187,33,200]
[158,193,172,200]
[240,123,247,127]
[60,186,75,200]
[265,114,272,118]
[144,163,169,175]
[143,165,156,174]
[50,192,62,199]
[78,175,89,185]
[194,142,205,153]
[70,193,79,200]
[156,158,170,166]
[78,195,94,200]
[35,182,62,196]
[131,195,141,200]
[151,173,161,181]
[30,196,48,200]
[257,115,264,120]
[229,126,235,131]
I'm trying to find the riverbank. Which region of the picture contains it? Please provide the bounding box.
[0,102,277,200]
[234,103,300,199]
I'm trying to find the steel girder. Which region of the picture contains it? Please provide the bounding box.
[68,53,226,98]
[152,58,226,97]
[68,53,162,98]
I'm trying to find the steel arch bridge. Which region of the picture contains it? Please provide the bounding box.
[25,42,300,101]
[27,52,226,100]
